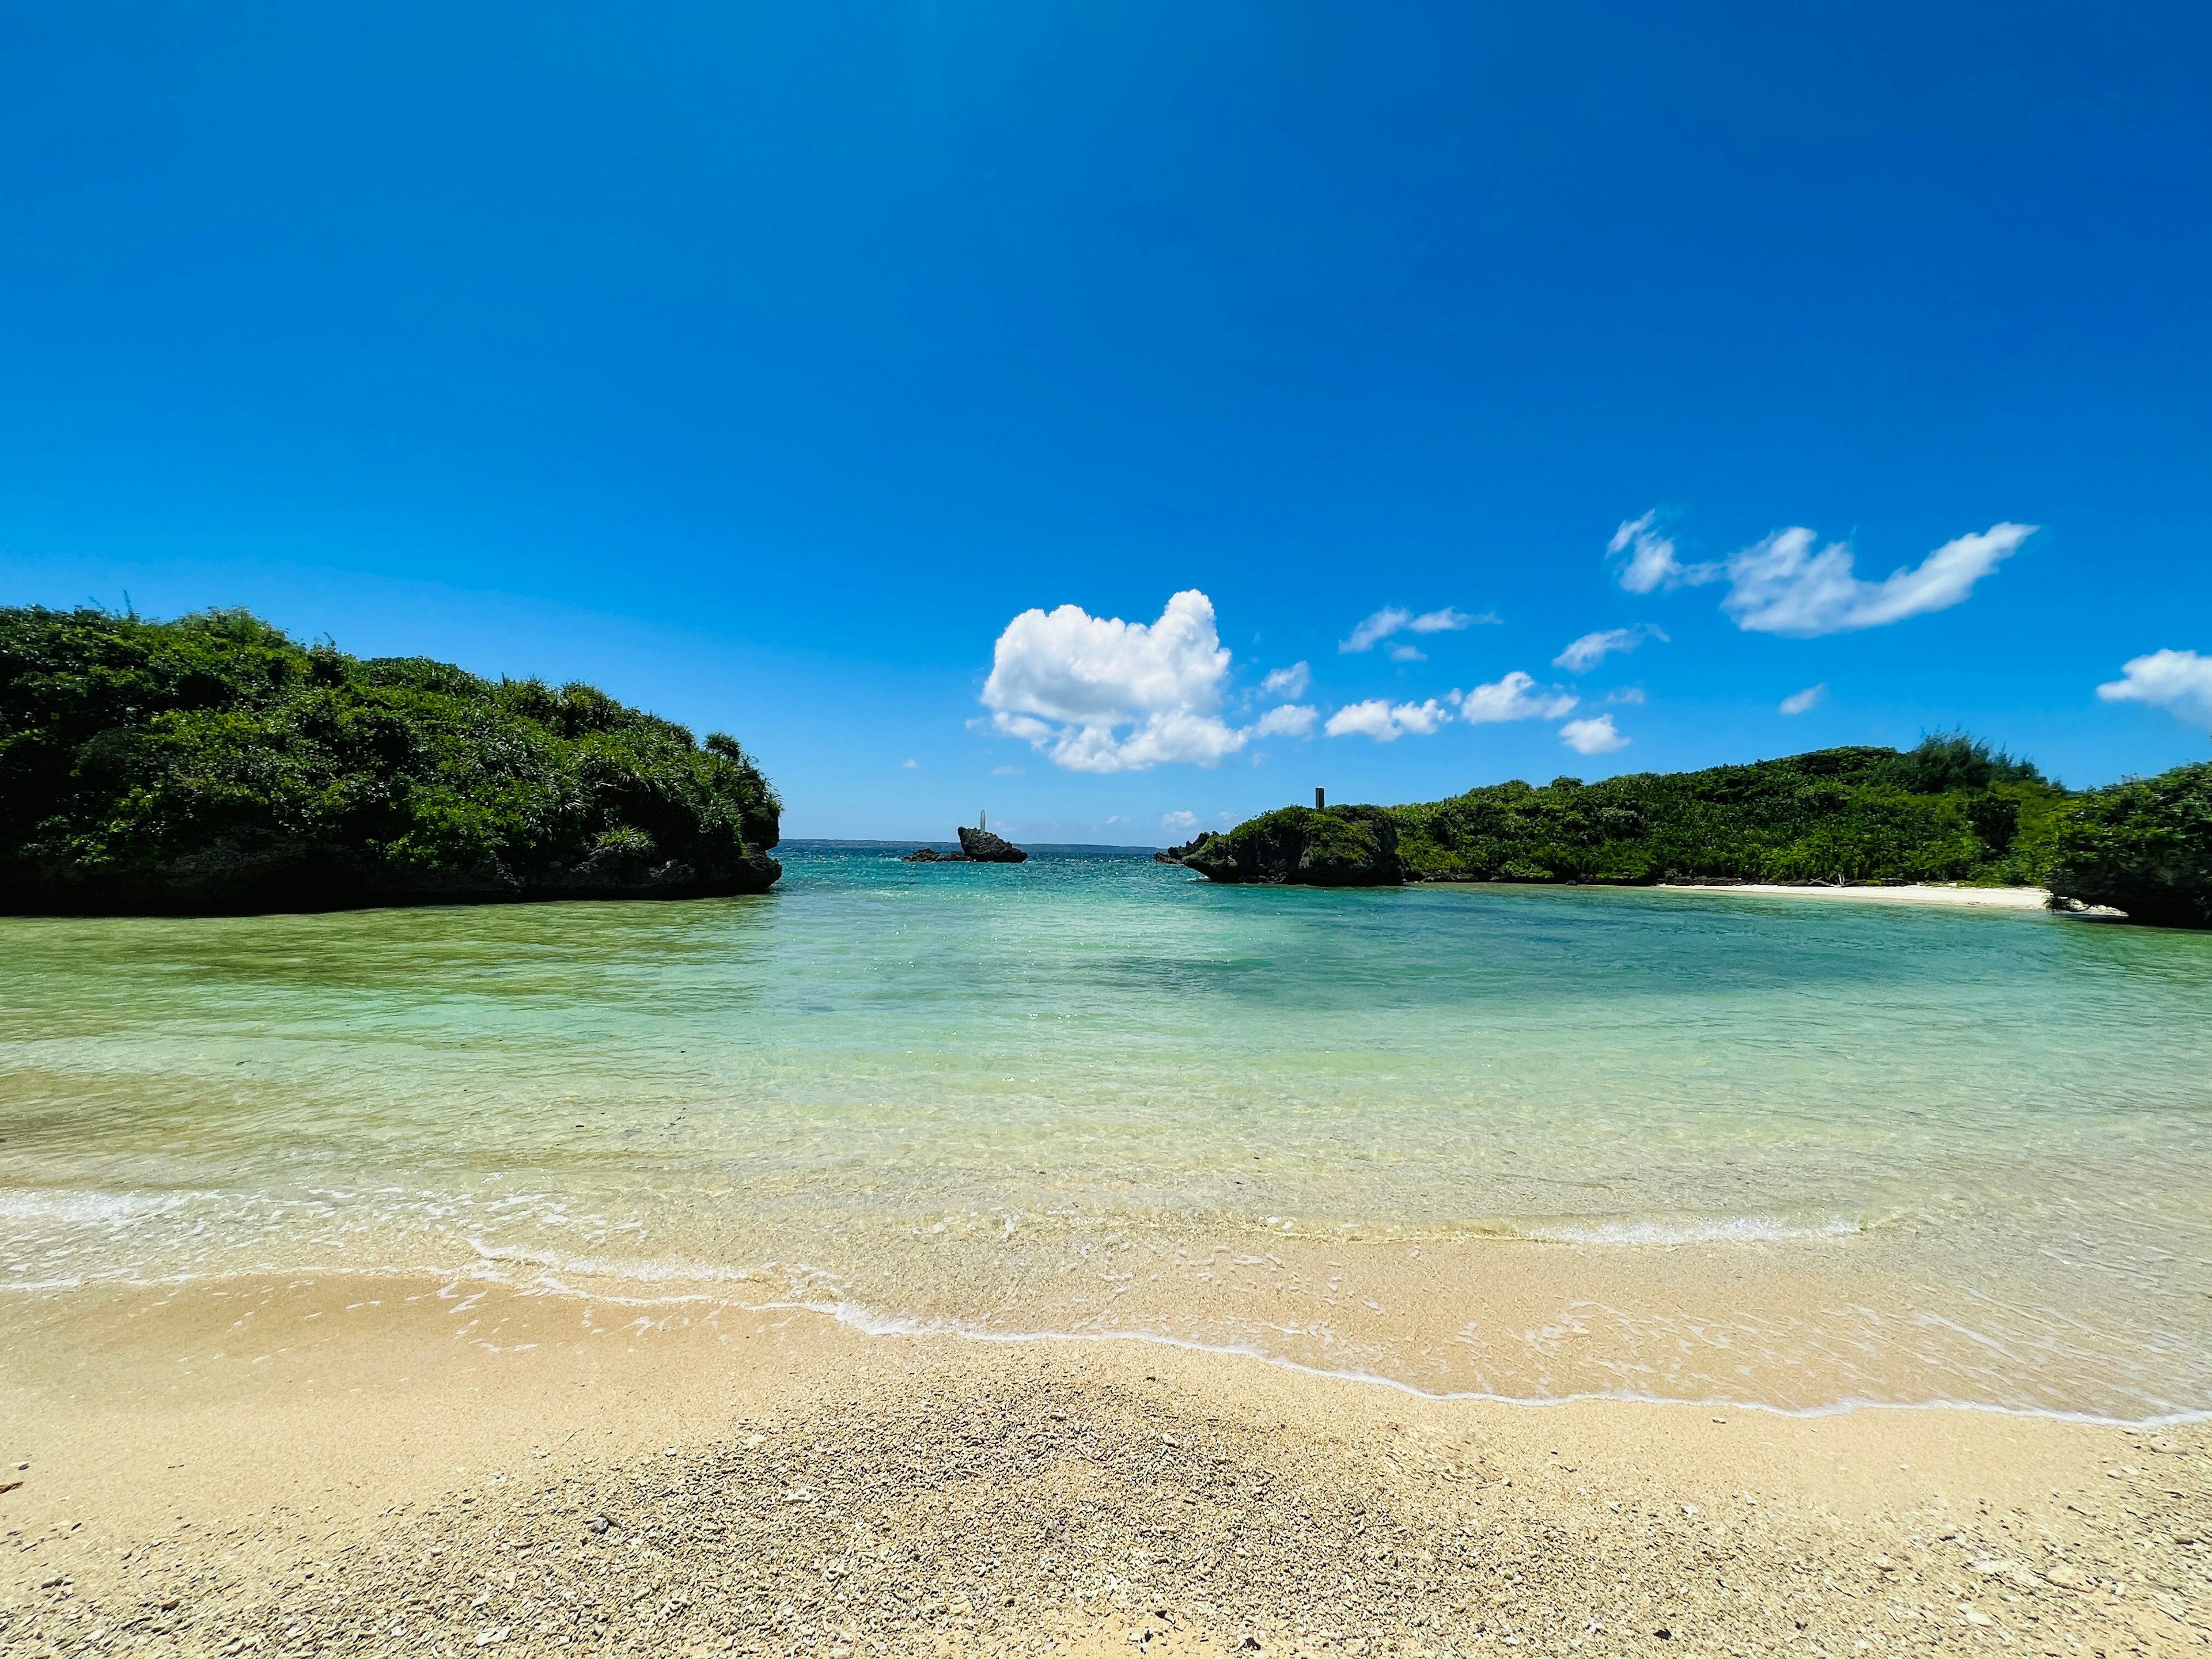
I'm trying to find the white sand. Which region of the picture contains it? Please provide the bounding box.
[1658,882,2058,910]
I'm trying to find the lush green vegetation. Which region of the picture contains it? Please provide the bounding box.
[0,606,781,911]
[1392,736,2065,888]
[2047,761,2212,927]
[1182,803,1401,886]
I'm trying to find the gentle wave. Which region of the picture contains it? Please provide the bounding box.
[1518,1215,1863,1246]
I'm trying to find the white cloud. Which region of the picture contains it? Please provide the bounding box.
[1388,643,1427,662]
[1607,686,1646,706]
[1340,605,1495,653]
[1259,661,1311,698]
[982,589,1249,772]
[1324,698,1452,743]
[1608,512,1712,594]
[1161,810,1200,835]
[1554,625,1668,674]
[1779,683,1827,716]
[1720,522,2034,637]
[991,764,1024,775]
[901,758,919,768]
[1559,714,1630,755]
[1607,510,2034,637]
[1106,815,1130,825]
[1255,703,1318,737]
[2097,649,2212,726]
[1455,671,1578,725]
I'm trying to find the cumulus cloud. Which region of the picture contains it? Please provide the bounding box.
[1456,671,1578,724]
[1559,714,1630,755]
[2097,650,2212,726]
[1719,522,2034,636]
[1606,511,2033,637]
[1779,684,1827,716]
[1325,698,1452,743]
[982,590,1251,772]
[1255,703,1319,737]
[1161,810,1201,836]
[1340,605,1495,653]
[1554,625,1668,675]
[1260,661,1312,698]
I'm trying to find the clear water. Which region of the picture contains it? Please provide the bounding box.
[5,846,2209,1420]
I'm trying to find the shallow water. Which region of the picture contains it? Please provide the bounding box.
[5,847,2209,1419]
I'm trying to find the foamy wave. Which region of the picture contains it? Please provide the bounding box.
[1520,1215,1862,1246]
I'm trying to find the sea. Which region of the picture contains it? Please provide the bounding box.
[4,843,2208,1423]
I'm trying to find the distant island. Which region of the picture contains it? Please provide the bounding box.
[1170,736,2212,927]
[0,606,783,913]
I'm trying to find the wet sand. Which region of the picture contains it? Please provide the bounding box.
[4,1277,2208,1656]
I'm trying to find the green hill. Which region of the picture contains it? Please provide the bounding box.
[0,606,782,913]
[1182,737,2212,926]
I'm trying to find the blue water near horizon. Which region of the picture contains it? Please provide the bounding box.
[3,847,2208,1419]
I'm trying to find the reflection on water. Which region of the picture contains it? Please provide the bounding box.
[3,847,2210,1419]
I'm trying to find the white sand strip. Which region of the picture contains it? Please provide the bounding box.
[1657,882,2055,910]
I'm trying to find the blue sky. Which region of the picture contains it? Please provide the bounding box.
[3,2,2208,842]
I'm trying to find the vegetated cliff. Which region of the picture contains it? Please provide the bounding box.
[0,606,782,913]
[1181,805,1402,886]
[2046,760,2212,928]
[1188,737,2085,895]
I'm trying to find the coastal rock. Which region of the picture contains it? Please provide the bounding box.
[905,827,1028,863]
[1183,806,1402,888]
[956,825,1028,863]
[1154,832,1217,865]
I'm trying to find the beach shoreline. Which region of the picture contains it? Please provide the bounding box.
[5,1276,2207,1656]
[1654,882,2062,910]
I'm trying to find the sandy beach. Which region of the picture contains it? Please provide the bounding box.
[1654,885,2062,911]
[4,1277,2207,1657]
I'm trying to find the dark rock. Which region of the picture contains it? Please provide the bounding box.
[956,825,1028,863]
[1154,832,1217,865]
[1183,806,1401,887]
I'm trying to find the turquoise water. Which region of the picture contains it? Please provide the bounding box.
[4,847,2209,1419]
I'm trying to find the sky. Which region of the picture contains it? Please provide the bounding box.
[3,1,2209,843]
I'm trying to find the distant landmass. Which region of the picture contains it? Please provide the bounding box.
[0,607,783,913]
[1172,737,2212,928]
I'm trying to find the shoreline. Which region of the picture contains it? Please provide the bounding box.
[1654,881,2059,910]
[5,1277,2207,1655]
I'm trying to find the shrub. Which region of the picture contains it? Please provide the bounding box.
[2047,762,2212,927]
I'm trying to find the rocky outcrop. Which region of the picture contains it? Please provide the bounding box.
[903,827,1028,865]
[1183,806,1402,887]
[1154,832,1217,865]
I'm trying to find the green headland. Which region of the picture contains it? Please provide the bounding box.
[1180,736,2212,927]
[0,605,782,912]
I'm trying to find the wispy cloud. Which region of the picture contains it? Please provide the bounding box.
[991,764,1024,775]
[1721,523,2033,636]
[1259,661,1311,698]
[1161,810,1200,835]
[1779,684,1827,716]
[1559,714,1630,755]
[1340,605,1497,653]
[1608,512,1709,594]
[2097,649,2212,726]
[1606,512,2033,637]
[1554,625,1667,675]
[901,758,919,768]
